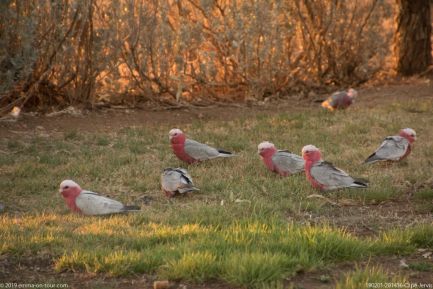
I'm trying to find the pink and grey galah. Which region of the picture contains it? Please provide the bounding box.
[364,128,416,164]
[161,168,199,197]
[59,180,140,215]
[258,141,304,176]
[169,128,235,164]
[321,88,358,111]
[302,145,368,191]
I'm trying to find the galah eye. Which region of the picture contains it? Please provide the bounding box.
[64,186,69,189]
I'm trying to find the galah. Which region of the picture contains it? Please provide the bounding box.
[161,168,199,197]
[0,106,21,122]
[10,106,21,117]
[257,141,304,176]
[169,128,235,164]
[59,180,140,215]
[321,88,357,111]
[364,128,416,164]
[302,145,368,191]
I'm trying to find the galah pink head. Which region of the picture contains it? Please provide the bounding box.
[347,88,358,99]
[301,144,322,163]
[59,180,82,213]
[59,180,82,198]
[258,141,277,158]
[399,128,416,143]
[169,128,186,144]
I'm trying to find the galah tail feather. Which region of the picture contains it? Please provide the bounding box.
[161,168,199,197]
[258,141,304,176]
[59,180,140,215]
[169,128,235,164]
[364,128,416,164]
[321,88,357,111]
[302,145,368,191]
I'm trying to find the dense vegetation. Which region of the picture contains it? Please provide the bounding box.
[0,0,394,112]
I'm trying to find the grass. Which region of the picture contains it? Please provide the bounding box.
[409,262,433,272]
[335,266,407,289]
[1,97,433,286]
[1,215,431,284]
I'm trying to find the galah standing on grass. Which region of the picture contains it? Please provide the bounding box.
[257,141,304,176]
[302,145,368,191]
[364,128,416,164]
[161,168,200,197]
[59,180,140,215]
[321,88,358,111]
[169,128,235,164]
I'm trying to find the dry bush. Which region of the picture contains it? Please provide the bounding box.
[0,0,394,112]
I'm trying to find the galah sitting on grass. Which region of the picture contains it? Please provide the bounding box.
[321,88,358,111]
[364,128,416,164]
[169,128,235,164]
[161,168,199,197]
[302,145,368,191]
[257,141,304,176]
[59,180,140,215]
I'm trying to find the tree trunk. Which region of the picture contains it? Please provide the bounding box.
[394,0,432,75]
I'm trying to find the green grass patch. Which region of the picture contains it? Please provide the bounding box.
[1,215,432,285]
[160,251,218,282]
[410,225,433,248]
[335,266,407,289]
[408,262,433,272]
[1,98,433,285]
[222,252,287,287]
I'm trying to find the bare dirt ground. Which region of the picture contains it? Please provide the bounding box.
[1,79,432,288]
[1,79,432,139]
[288,199,433,237]
[290,253,433,288]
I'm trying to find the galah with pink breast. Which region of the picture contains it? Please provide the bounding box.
[302,145,368,191]
[169,128,235,164]
[364,128,416,164]
[321,88,357,111]
[258,141,304,176]
[59,180,140,215]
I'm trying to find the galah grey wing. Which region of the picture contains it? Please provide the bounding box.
[368,136,409,162]
[272,150,305,174]
[162,169,184,192]
[75,191,126,215]
[162,168,198,194]
[177,168,194,186]
[184,139,221,160]
[328,91,346,107]
[310,161,364,190]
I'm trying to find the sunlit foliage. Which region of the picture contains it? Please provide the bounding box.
[0,0,393,111]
